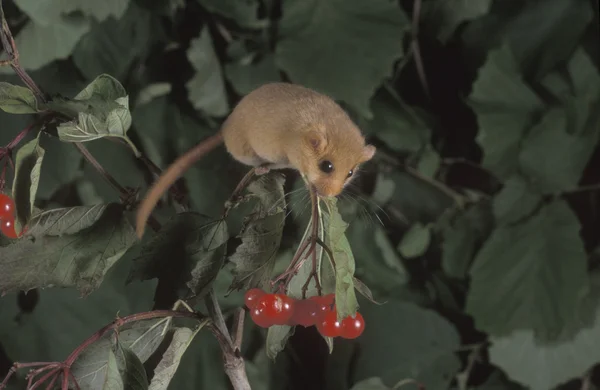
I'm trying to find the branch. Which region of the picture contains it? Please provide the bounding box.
[0,2,46,102]
[411,0,430,100]
[74,142,161,232]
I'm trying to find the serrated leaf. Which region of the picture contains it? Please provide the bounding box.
[0,83,38,114]
[416,146,441,178]
[73,2,155,81]
[367,87,432,153]
[0,203,137,296]
[397,222,431,258]
[105,348,126,389]
[114,344,149,389]
[128,213,228,301]
[0,15,90,73]
[469,43,544,179]
[225,54,282,96]
[352,301,461,389]
[11,136,45,234]
[148,325,205,390]
[518,98,600,193]
[462,0,593,82]
[13,0,129,25]
[186,27,229,117]
[266,325,294,360]
[350,377,389,390]
[466,200,588,340]
[196,0,266,29]
[323,199,359,321]
[72,318,171,388]
[489,310,600,390]
[371,174,395,205]
[421,0,492,43]
[229,174,286,291]
[348,222,408,297]
[275,0,408,118]
[49,74,136,153]
[36,132,83,199]
[187,220,229,298]
[492,175,542,225]
[440,202,494,280]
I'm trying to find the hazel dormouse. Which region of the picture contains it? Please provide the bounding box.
[135,82,376,237]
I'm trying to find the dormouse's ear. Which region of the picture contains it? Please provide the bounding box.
[361,144,376,162]
[304,130,327,154]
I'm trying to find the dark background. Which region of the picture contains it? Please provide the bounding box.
[0,0,599,389]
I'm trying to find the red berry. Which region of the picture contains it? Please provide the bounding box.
[0,194,15,221]
[249,307,272,328]
[1,219,25,239]
[341,312,365,339]
[289,299,320,327]
[244,288,265,310]
[254,293,294,326]
[309,294,335,320]
[316,310,342,338]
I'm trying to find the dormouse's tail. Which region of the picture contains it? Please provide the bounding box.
[135,132,224,238]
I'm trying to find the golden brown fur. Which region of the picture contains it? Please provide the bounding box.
[222,83,375,197]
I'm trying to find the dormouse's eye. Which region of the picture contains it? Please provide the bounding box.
[319,160,334,173]
[347,169,354,178]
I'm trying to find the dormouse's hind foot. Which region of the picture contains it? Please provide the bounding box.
[254,165,271,175]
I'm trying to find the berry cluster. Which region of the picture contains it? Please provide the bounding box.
[244,288,365,339]
[0,193,24,239]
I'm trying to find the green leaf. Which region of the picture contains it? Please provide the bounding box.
[186,220,229,298]
[0,254,155,375]
[13,0,130,25]
[323,199,359,321]
[266,325,294,360]
[275,0,408,118]
[128,213,228,301]
[0,15,90,73]
[352,301,461,389]
[421,0,492,43]
[71,318,171,388]
[350,377,389,390]
[229,173,286,291]
[105,348,126,389]
[397,223,431,259]
[489,308,600,390]
[11,135,45,234]
[492,175,542,225]
[462,0,593,81]
[225,54,282,96]
[196,0,266,29]
[440,202,494,280]
[416,146,441,179]
[36,132,83,200]
[367,87,432,153]
[469,43,544,179]
[465,200,588,340]
[519,103,600,193]
[49,74,136,154]
[0,83,39,114]
[73,2,155,81]
[148,325,205,390]
[114,344,149,389]
[0,203,137,296]
[186,27,229,117]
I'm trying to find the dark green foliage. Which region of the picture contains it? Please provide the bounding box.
[0,0,599,389]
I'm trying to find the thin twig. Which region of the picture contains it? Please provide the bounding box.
[74,142,161,232]
[411,0,430,100]
[0,3,46,101]
[205,289,234,347]
[231,308,245,352]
